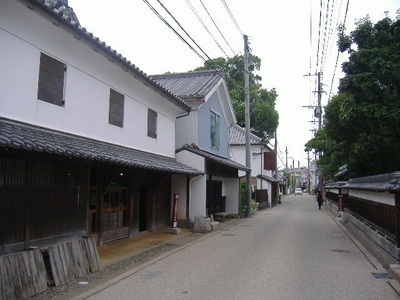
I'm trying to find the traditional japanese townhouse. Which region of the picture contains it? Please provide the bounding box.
[152,70,249,226]
[229,124,279,208]
[0,0,201,256]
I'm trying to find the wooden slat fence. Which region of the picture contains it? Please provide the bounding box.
[348,197,395,239]
[0,249,47,300]
[255,189,268,209]
[0,237,100,299]
[47,237,100,286]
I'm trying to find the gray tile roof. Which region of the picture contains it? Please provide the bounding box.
[229,124,264,146]
[0,118,202,175]
[257,174,278,183]
[176,144,250,172]
[325,172,400,191]
[345,172,400,191]
[27,0,190,113]
[41,0,80,24]
[151,70,223,100]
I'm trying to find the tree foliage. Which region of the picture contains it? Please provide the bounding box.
[194,55,279,141]
[306,14,400,178]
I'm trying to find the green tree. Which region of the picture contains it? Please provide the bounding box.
[306,14,400,178]
[194,55,279,141]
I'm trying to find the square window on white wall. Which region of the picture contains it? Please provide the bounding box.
[109,89,124,127]
[37,53,66,106]
[147,108,157,138]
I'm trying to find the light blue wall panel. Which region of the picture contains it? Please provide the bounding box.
[198,92,229,157]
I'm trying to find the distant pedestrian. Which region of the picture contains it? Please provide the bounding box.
[316,191,323,209]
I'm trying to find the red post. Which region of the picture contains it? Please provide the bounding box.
[338,194,344,211]
[172,193,179,228]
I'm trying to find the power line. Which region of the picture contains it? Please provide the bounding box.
[155,0,211,60]
[315,0,324,74]
[220,0,243,36]
[328,0,350,99]
[142,0,207,61]
[323,0,344,73]
[320,0,332,71]
[186,0,229,57]
[199,0,236,56]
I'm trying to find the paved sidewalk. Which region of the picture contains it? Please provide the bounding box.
[31,218,243,300]
[325,201,400,287]
[73,196,400,299]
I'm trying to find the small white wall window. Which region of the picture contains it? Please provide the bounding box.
[37,53,66,106]
[210,110,220,149]
[147,108,157,138]
[109,89,124,127]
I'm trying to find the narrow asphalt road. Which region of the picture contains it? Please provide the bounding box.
[78,194,400,300]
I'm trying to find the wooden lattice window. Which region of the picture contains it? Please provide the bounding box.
[109,89,124,127]
[147,108,157,138]
[37,53,66,106]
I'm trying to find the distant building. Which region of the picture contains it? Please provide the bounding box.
[152,70,248,224]
[229,124,279,207]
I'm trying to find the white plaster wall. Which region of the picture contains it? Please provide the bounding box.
[189,175,207,221]
[267,181,272,206]
[327,189,340,194]
[256,178,273,207]
[222,177,240,214]
[176,112,198,149]
[349,190,394,206]
[230,146,246,177]
[176,150,205,173]
[230,145,273,179]
[0,0,182,158]
[171,174,188,220]
[175,150,206,221]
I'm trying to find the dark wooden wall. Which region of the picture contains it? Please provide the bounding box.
[0,152,88,255]
[1,150,174,254]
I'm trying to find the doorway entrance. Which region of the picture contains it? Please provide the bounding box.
[206,180,224,215]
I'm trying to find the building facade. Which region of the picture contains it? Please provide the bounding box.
[153,71,248,224]
[0,0,200,254]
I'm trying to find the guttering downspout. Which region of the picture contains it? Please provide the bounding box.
[177,110,191,119]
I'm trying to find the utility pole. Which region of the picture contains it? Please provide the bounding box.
[304,72,323,193]
[316,72,323,194]
[274,133,278,202]
[317,72,322,130]
[285,146,288,194]
[292,159,295,191]
[307,151,311,192]
[274,133,278,180]
[244,34,252,218]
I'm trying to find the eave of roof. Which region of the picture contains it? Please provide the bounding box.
[229,124,266,146]
[345,172,400,192]
[0,117,203,175]
[26,0,191,113]
[176,144,250,172]
[151,70,223,100]
[325,181,348,189]
[256,174,278,183]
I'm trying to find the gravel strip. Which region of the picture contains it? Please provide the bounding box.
[31,221,241,299]
[31,243,180,300]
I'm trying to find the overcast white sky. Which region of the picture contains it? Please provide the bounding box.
[68,0,398,169]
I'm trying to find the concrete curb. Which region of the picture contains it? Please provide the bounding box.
[389,264,400,283]
[324,203,400,295]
